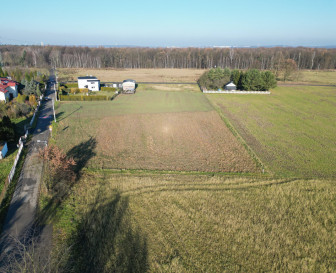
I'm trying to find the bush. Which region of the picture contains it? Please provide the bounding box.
[66,82,78,88]
[59,95,111,101]
[101,87,117,92]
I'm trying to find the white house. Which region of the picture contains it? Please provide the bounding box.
[77,76,100,91]
[0,77,18,99]
[0,142,8,159]
[224,81,237,91]
[122,79,136,93]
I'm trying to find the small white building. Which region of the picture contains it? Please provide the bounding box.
[224,81,237,91]
[122,79,136,93]
[0,142,8,159]
[78,76,100,91]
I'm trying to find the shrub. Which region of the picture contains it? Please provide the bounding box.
[101,87,117,92]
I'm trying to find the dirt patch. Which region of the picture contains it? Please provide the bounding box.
[96,111,259,173]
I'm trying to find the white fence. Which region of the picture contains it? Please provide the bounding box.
[203,90,271,94]
[7,142,24,183]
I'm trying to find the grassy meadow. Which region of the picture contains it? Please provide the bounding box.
[40,70,336,272]
[42,172,336,272]
[207,85,336,178]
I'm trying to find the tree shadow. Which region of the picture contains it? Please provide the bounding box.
[37,138,97,225]
[66,137,97,175]
[63,189,148,273]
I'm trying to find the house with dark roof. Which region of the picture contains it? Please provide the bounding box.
[78,76,100,91]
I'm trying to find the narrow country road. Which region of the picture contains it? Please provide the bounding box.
[0,70,57,268]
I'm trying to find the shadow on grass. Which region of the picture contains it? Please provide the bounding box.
[38,138,97,225]
[67,137,96,175]
[63,189,148,272]
[57,105,82,122]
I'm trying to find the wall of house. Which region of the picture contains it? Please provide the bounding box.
[88,81,100,91]
[123,82,135,91]
[78,79,88,89]
[8,86,18,98]
[0,92,9,102]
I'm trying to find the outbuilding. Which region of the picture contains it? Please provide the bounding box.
[0,141,8,159]
[122,79,136,93]
[224,81,237,91]
[78,76,100,91]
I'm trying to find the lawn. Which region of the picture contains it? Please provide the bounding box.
[207,85,336,178]
[54,84,259,173]
[0,151,17,194]
[57,68,206,83]
[43,172,336,272]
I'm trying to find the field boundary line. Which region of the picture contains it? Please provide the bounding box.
[204,96,269,175]
[82,167,271,179]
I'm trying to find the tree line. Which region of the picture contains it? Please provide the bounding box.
[1,45,336,70]
[198,68,277,91]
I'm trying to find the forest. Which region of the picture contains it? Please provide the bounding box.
[0,45,335,70]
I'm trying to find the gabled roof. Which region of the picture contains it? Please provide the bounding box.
[0,77,18,86]
[78,76,97,80]
[225,81,236,87]
[0,84,9,93]
[123,79,136,83]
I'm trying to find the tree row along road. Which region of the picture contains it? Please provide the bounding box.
[0,71,56,268]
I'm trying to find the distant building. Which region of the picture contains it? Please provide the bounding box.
[78,76,100,91]
[0,77,19,101]
[122,79,136,93]
[224,81,237,91]
[0,142,8,159]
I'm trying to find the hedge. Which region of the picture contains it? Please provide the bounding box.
[101,87,117,92]
[59,95,113,101]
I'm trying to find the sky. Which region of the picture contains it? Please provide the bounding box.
[1,0,336,47]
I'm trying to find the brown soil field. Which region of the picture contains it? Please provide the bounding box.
[57,68,206,82]
[96,111,259,173]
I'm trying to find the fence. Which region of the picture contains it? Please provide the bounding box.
[202,90,271,94]
[7,142,24,183]
[7,101,40,184]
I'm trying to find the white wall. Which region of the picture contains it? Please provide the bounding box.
[88,81,100,91]
[78,79,88,89]
[123,82,135,91]
[0,91,9,102]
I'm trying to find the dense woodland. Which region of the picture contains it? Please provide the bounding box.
[0,45,335,70]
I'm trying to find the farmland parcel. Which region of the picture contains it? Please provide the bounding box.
[54,84,259,173]
[207,85,336,178]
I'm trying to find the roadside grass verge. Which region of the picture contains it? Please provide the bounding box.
[44,172,336,272]
[0,148,27,232]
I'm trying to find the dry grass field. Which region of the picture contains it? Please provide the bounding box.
[54,84,258,173]
[57,68,206,82]
[44,172,336,272]
[96,111,258,172]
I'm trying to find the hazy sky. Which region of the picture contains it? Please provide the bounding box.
[1,0,336,47]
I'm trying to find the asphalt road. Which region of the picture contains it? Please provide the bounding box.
[0,71,56,267]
